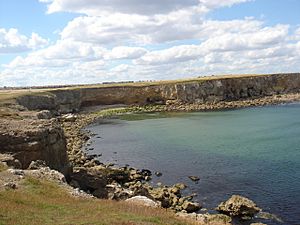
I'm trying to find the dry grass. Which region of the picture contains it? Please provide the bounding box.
[0,177,192,225]
[0,163,8,172]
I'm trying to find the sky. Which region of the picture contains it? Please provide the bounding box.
[0,0,300,87]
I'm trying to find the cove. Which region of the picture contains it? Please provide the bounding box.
[84,103,300,225]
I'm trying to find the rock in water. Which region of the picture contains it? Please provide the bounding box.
[188,176,200,182]
[154,171,162,177]
[216,195,261,219]
[250,223,267,225]
[181,201,201,213]
[257,211,283,223]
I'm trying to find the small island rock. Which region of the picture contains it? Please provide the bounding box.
[217,195,261,218]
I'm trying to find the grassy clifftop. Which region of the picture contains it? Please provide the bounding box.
[0,175,191,225]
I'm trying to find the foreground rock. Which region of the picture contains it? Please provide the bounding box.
[216,195,261,219]
[177,212,232,225]
[125,196,159,208]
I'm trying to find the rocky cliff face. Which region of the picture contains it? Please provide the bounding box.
[79,73,300,107]
[0,118,70,176]
[15,73,300,113]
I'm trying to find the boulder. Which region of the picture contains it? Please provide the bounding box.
[36,110,53,119]
[154,171,162,177]
[217,195,261,218]
[181,201,201,213]
[0,154,22,169]
[197,213,232,225]
[176,212,231,225]
[70,168,107,198]
[26,167,66,184]
[125,196,159,208]
[61,113,77,122]
[28,160,47,170]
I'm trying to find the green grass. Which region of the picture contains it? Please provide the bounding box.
[93,105,167,119]
[0,177,192,225]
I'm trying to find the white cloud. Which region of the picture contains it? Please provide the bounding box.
[135,45,202,65]
[60,12,202,45]
[1,0,299,87]
[110,64,130,72]
[107,46,147,60]
[200,24,289,52]
[0,28,48,54]
[43,0,250,15]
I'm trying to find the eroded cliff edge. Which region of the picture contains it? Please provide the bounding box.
[13,73,300,114]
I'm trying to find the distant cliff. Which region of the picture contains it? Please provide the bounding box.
[16,73,300,113]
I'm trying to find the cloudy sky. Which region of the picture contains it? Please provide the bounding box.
[0,0,300,86]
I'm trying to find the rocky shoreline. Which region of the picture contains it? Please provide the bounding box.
[1,89,299,225]
[58,94,299,224]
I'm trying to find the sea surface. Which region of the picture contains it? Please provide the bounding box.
[84,103,300,225]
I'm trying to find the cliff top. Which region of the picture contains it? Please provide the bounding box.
[2,72,298,93]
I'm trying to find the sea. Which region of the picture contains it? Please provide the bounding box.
[84,103,300,225]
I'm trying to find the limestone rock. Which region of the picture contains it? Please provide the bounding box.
[4,182,17,189]
[181,201,201,213]
[217,195,261,218]
[0,118,71,176]
[26,167,66,184]
[176,212,232,225]
[61,113,77,122]
[70,168,107,198]
[0,154,22,169]
[125,196,159,208]
[28,160,47,170]
[36,110,53,119]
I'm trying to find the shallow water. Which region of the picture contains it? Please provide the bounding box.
[84,104,300,225]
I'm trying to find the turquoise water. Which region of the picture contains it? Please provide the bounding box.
[85,104,300,225]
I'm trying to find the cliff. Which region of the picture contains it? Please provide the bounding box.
[0,118,70,176]
[14,73,300,113]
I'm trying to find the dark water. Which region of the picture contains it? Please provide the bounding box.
[84,104,300,225]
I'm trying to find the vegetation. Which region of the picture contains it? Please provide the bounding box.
[0,163,8,172]
[0,177,192,225]
[93,105,166,118]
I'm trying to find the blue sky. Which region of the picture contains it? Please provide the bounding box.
[0,0,300,86]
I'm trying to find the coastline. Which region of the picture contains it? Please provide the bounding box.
[63,93,300,169]
[59,92,300,224]
[2,79,300,224]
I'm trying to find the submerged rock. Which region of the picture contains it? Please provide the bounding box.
[216,195,261,219]
[188,175,200,182]
[154,171,162,177]
[257,211,283,223]
[250,223,267,225]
